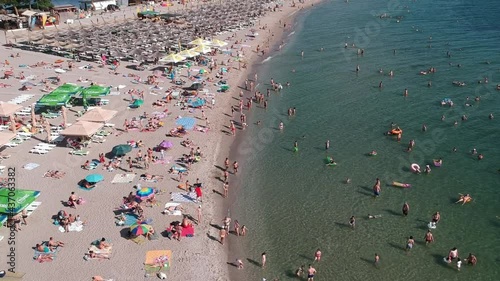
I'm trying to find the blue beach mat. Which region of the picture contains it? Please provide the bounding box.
[175,117,196,130]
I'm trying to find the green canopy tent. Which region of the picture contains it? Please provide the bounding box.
[80,85,111,98]
[52,83,83,96]
[0,214,6,226]
[37,83,83,107]
[0,189,40,214]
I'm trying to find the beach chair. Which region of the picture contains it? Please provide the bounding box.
[103,123,115,128]
[37,143,56,148]
[25,202,41,217]
[0,166,5,173]
[50,135,65,144]
[5,139,23,147]
[91,136,106,143]
[29,148,48,155]
[69,149,89,156]
[33,145,54,151]
[42,112,60,119]
[95,130,111,137]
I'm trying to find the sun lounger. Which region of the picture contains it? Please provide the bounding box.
[0,166,5,173]
[69,149,89,156]
[15,111,30,116]
[25,202,41,217]
[50,135,65,144]
[30,148,48,154]
[95,130,111,136]
[103,123,115,128]
[33,145,54,150]
[0,154,11,159]
[37,143,56,148]
[91,136,106,143]
[41,112,60,119]
[5,140,22,147]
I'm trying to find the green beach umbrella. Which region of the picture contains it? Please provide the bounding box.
[111,144,132,156]
[81,86,111,98]
[0,189,40,214]
[132,99,144,107]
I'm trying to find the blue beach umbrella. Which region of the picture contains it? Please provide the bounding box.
[85,174,104,183]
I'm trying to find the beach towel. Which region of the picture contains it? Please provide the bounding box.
[130,236,146,244]
[111,174,136,184]
[171,165,187,173]
[170,192,197,203]
[181,225,195,237]
[175,117,196,130]
[23,163,40,170]
[89,245,112,254]
[144,250,171,273]
[116,213,141,226]
[163,203,182,216]
[58,221,84,232]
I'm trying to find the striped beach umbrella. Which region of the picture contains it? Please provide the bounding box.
[136,187,155,201]
[130,223,150,236]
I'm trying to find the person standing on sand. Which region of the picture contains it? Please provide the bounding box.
[424,230,434,244]
[224,158,230,170]
[223,181,229,198]
[241,225,248,236]
[314,249,322,262]
[197,205,202,224]
[233,161,239,174]
[234,220,241,236]
[220,227,227,245]
[307,265,316,281]
[402,202,410,216]
[262,252,267,267]
[223,170,229,182]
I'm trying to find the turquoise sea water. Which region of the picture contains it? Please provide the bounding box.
[228,0,500,280]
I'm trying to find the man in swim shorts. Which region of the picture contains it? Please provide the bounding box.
[307,264,316,281]
[424,230,434,244]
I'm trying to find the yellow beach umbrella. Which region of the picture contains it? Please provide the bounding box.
[179,49,200,58]
[210,39,228,47]
[159,53,186,63]
[188,38,211,46]
[191,44,212,54]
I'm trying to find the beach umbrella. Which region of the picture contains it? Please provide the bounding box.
[210,39,228,47]
[136,187,155,201]
[131,99,144,107]
[191,44,211,54]
[130,223,150,236]
[159,53,186,63]
[111,144,132,156]
[179,49,200,58]
[188,38,211,46]
[85,174,104,183]
[158,140,173,149]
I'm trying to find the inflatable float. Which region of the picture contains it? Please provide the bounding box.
[293,147,298,152]
[411,163,421,173]
[392,181,411,188]
[433,159,442,167]
[368,151,377,156]
[326,157,337,166]
[387,128,403,135]
[428,222,437,229]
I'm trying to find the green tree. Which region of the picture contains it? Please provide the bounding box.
[35,0,53,10]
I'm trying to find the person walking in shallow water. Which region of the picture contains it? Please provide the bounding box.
[325,140,330,150]
[402,202,410,216]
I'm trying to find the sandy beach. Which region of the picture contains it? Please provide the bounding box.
[0,0,323,280]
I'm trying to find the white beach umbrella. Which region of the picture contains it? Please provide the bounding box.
[191,44,212,54]
[188,38,211,46]
[159,53,186,63]
[179,49,200,58]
